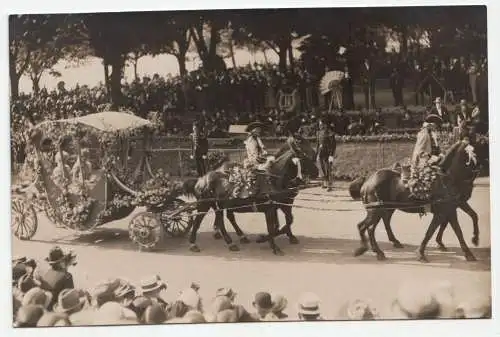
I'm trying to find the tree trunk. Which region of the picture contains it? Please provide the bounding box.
[263,49,269,65]
[288,42,294,70]
[9,56,20,100]
[109,55,125,110]
[31,75,41,95]
[277,39,290,72]
[229,39,237,68]
[177,55,187,76]
[133,59,139,81]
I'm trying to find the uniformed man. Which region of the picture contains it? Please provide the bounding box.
[244,121,269,170]
[190,120,209,176]
[316,116,337,190]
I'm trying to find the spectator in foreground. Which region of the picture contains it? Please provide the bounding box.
[297,292,322,321]
[271,294,289,319]
[337,298,379,320]
[34,246,76,310]
[252,292,274,319]
[139,275,168,310]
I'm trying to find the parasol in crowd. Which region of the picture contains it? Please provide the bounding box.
[319,71,345,95]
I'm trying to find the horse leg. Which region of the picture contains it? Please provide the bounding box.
[381,210,403,248]
[368,221,386,261]
[354,211,376,257]
[212,209,222,240]
[416,213,443,262]
[435,221,449,251]
[265,209,283,256]
[226,210,250,244]
[460,201,480,247]
[215,210,239,252]
[448,209,477,261]
[189,204,209,252]
[280,205,299,244]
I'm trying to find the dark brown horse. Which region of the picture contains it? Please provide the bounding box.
[181,140,318,255]
[351,141,480,262]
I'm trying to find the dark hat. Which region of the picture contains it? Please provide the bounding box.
[17,273,39,293]
[253,292,274,310]
[245,121,265,133]
[45,246,71,265]
[425,114,443,125]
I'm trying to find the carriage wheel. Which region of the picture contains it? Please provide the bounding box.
[128,212,163,250]
[160,199,194,238]
[11,197,38,240]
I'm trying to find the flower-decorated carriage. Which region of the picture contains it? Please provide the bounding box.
[11,111,195,250]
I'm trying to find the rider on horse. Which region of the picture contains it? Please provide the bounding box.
[244,121,272,171]
[408,114,444,200]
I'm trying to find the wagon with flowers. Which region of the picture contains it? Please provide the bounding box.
[11,111,195,250]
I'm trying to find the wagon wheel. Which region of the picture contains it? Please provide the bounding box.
[129,211,163,250]
[11,197,38,240]
[160,199,195,238]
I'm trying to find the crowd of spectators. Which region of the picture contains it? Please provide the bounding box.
[12,246,491,327]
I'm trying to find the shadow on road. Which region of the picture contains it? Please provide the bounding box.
[29,228,491,272]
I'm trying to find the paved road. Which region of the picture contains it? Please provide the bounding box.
[12,178,491,320]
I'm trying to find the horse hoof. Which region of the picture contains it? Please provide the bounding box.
[273,248,284,256]
[256,235,267,243]
[213,232,222,240]
[189,244,201,253]
[354,247,368,257]
[393,241,404,249]
[228,244,240,252]
[288,236,299,245]
[472,236,479,247]
[437,244,448,252]
[416,251,429,263]
[239,236,251,244]
[465,254,477,262]
[376,252,386,261]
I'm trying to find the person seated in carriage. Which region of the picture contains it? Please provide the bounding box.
[51,136,73,188]
[71,147,94,183]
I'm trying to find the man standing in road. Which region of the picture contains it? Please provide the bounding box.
[190,119,208,177]
[316,116,336,191]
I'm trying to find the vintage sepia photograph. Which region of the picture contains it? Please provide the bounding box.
[8,4,492,329]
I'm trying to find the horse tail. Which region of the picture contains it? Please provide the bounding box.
[349,176,366,200]
[181,178,199,198]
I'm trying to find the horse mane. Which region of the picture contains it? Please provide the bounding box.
[439,141,466,172]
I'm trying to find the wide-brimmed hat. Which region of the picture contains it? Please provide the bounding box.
[183,310,207,323]
[45,246,72,265]
[14,304,45,327]
[253,292,274,310]
[54,289,87,314]
[245,121,266,133]
[297,292,321,316]
[114,282,136,299]
[21,287,53,309]
[140,275,166,294]
[424,114,443,125]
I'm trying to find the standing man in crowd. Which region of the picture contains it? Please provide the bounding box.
[316,116,336,191]
[360,58,376,110]
[390,66,404,106]
[429,97,451,129]
[190,119,208,177]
